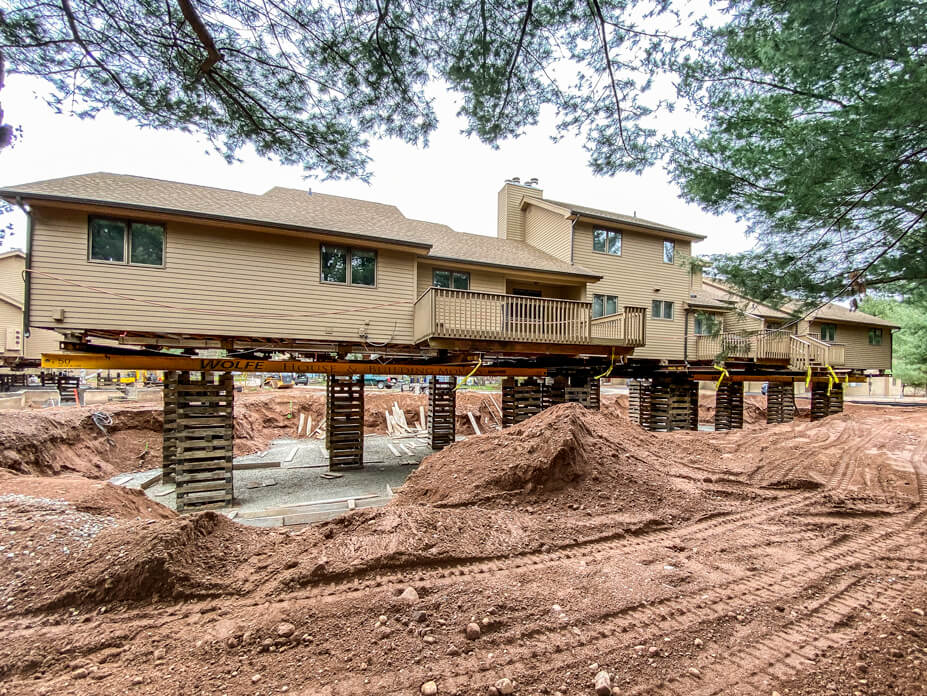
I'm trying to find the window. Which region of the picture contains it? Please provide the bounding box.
[321,245,377,286]
[663,239,675,264]
[652,299,674,320]
[820,323,837,342]
[433,269,470,290]
[694,313,718,335]
[592,228,622,256]
[868,328,883,345]
[592,294,619,318]
[89,217,164,266]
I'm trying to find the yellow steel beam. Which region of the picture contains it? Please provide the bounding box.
[41,352,547,377]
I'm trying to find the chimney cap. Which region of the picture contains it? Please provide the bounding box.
[526,177,539,186]
[508,176,521,184]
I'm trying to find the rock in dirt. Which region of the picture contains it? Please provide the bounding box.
[277,622,295,638]
[594,670,612,696]
[495,677,514,694]
[466,622,481,640]
[400,586,420,603]
[420,680,438,695]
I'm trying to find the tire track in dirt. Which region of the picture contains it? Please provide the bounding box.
[624,460,927,696]
[640,573,913,696]
[328,462,927,695]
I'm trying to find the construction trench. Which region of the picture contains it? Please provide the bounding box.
[146,362,848,516]
[2,368,925,696]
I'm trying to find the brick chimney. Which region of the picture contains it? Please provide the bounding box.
[497,178,543,241]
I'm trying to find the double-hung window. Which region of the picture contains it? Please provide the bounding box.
[432,269,470,290]
[868,328,882,345]
[592,294,619,318]
[652,299,674,320]
[88,217,165,266]
[321,245,376,287]
[663,239,675,264]
[592,228,622,255]
[820,323,837,342]
[693,313,717,335]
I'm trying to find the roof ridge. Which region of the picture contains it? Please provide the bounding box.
[261,186,406,213]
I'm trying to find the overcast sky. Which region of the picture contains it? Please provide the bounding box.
[0,74,754,257]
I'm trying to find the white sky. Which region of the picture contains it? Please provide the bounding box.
[0,74,753,257]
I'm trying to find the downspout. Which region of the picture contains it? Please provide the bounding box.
[569,216,576,265]
[683,307,691,363]
[16,197,32,339]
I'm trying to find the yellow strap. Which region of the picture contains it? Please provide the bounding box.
[827,364,839,384]
[454,356,482,391]
[594,348,616,380]
[805,365,812,387]
[713,364,729,390]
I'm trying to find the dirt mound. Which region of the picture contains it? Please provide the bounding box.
[0,472,175,520]
[17,511,268,613]
[397,402,712,518]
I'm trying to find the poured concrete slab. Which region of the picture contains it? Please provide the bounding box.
[117,433,446,527]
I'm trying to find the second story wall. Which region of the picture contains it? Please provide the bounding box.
[572,221,691,360]
[804,320,892,371]
[28,207,418,345]
[523,205,571,263]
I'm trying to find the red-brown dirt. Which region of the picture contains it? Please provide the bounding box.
[0,399,925,695]
[0,389,501,480]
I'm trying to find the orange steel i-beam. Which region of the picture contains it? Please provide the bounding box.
[41,352,547,377]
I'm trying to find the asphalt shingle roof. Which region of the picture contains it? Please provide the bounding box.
[0,173,599,279]
[545,199,706,240]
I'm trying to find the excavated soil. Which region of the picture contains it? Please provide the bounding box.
[0,400,925,695]
[0,389,501,479]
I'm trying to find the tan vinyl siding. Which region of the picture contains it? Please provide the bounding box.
[29,207,417,344]
[523,205,571,263]
[722,310,763,335]
[0,302,20,354]
[809,321,892,371]
[572,221,691,360]
[416,262,506,297]
[0,255,25,302]
[496,183,542,241]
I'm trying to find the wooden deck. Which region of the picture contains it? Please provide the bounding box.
[687,330,846,368]
[413,287,646,348]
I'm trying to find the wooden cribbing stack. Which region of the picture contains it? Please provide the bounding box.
[326,375,365,469]
[501,377,542,427]
[428,377,456,449]
[714,380,744,431]
[828,382,844,415]
[628,379,652,428]
[629,378,697,432]
[810,381,844,421]
[167,371,235,513]
[766,382,796,424]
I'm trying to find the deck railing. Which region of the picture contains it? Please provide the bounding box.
[413,287,646,347]
[790,334,845,369]
[590,306,647,346]
[688,329,793,362]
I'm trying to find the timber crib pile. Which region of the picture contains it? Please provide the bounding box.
[165,371,235,513]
